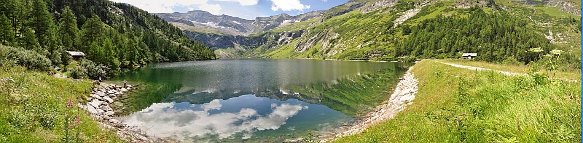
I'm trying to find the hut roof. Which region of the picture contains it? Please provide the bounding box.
[66,51,85,57]
[462,53,478,57]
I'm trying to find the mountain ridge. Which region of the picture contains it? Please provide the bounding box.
[155,10,324,36]
[154,0,580,69]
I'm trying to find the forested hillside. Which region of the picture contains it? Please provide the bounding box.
[0,0,216,79]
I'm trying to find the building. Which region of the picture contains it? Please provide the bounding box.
[461,53,477,59]
[66,51,85,60]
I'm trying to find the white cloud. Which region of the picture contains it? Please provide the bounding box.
[199,3,222,15]
[215,0,259,6]
[110,0,222,14]
[270,0,311,11]
[121,100,304,140]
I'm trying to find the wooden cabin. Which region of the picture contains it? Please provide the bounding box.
[66,51,86,60]
[461,53,477,60]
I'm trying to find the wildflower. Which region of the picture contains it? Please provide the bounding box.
[67,98,74,108]
[70,115,81,128]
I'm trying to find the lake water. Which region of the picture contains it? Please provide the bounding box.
[114,59,407,142]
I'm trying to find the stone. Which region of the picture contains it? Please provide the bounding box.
[103,115,112,120]
[101,102,110,108]
[97,109,105,114]
[89,100,103,108]
[91,94,103,100]
[109,119,120,124]
[103,96,114,103]
[120,88,128,92]
[105,111,115,116]
[102,106,113,112]
[96,91,106,97]
[87,104,98,114]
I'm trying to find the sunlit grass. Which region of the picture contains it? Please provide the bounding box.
[441,59,581,81]
[335,60,581,142]
[0,66,122,142]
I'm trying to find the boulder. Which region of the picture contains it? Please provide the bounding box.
[102,106,113,112]
[120,88,128,92]
[96,91,106,97]
[103,96,114,103]
[97,109,105,114]
[89,100,103,108]
[87,105,99,114]
[91,94,103,100]
[105,111,115,116]
[109,119,120,124]
[103,115,112,120]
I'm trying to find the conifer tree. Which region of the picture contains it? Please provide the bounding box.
[31,0,59,49]
[0,14,15,45]
[21,28,41,52]
[80,15,104,52]
[59,6,78,50]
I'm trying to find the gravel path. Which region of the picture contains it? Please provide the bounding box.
[321,67,419,142]
[439,62,525,76]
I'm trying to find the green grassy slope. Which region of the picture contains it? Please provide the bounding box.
[0,65,122,142]
[334,60,581,142]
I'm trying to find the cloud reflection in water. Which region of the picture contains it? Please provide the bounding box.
[121,96,305,140]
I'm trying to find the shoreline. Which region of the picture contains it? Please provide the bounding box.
[77,82,167,143]
[320,66,419,142]
[82,65,418,142]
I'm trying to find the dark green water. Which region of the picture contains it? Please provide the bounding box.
[115,59,407,142]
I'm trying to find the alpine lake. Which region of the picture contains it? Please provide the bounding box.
[113,59,408,142]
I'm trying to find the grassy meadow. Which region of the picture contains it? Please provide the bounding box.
[335,60,581,142]
[0,66,122,142]
[441,59,581,81]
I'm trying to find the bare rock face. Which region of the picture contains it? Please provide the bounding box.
[361,0,398,13]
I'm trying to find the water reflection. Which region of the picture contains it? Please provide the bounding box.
[118,59,397,100]
[121,95,349,141]
[115,59,407,141]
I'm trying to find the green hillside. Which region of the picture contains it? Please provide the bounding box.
[233,0,581,70]
[0,0,216,79]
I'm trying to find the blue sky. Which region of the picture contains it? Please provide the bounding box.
[110,0,349,19]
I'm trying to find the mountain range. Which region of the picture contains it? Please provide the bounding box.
[157,0,580,65]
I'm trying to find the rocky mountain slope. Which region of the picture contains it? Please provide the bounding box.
[155,10,323,36]
[157,0,580,67]
[154,0,367,49]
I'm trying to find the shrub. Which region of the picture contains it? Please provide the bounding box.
[66,61,86,79]
[80,60,108,80]
[501,56,522,66]
[0,45,52,71]
[66,60,109,79]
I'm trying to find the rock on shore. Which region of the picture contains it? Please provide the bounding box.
[78,83,167,143]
